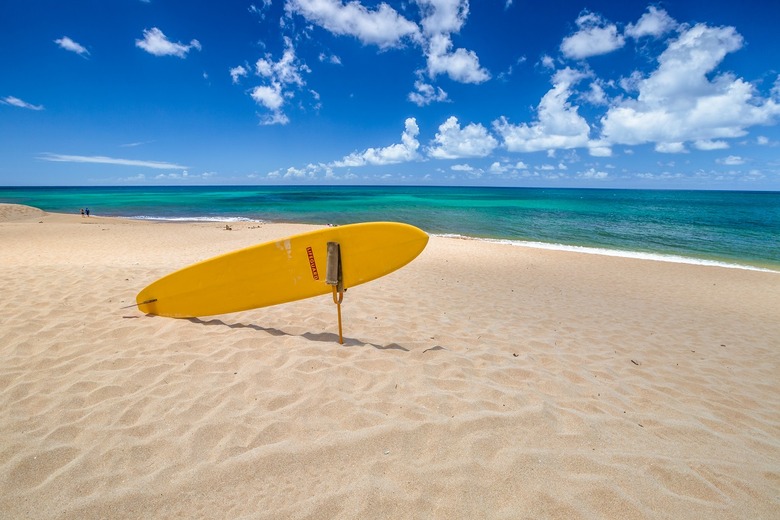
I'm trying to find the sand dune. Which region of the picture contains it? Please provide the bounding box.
[1,205,778,519]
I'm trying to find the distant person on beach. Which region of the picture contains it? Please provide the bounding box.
[85,208,90,217]
[80,208,84,217]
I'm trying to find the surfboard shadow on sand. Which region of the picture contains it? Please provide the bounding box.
[186,317,411,351]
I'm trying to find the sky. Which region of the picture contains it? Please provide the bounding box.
[1,0,780,189]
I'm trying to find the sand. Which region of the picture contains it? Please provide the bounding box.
[1,203,779,519]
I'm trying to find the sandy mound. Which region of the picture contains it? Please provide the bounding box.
[0,203,47,222]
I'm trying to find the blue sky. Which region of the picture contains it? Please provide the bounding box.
[1,0,779,189]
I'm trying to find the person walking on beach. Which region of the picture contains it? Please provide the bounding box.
[80,208,84,217]
[85,207,90,217]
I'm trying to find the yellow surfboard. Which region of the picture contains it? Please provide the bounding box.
[136,222,428,318]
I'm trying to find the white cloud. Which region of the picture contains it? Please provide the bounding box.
[255,37,308,86]
[155,171,215,181]
[493,67,591,153]
[417,1,490,84]
[282,163,321,178]
[417,0,467,35]
[120,140,154,148]
[600,24,780,151]
[284,0,420,49]
[135,27,201,58]
[625,6,678,39]
[560,11,624,59]
[424,33,490,83]
[247,37,310,125]
[249,1,273,17]
[286,0,488,87]
[489,161,509,174]
[251,85,285,109]
[540,54,555,69]
[55,36,89,57]
[332,118,421,166]
[230,65,248,84]
[694,139,729,150]
[588,141,612,157]
[1,96,44,111]
[578,168,608,179]
[39,153,187,169]
[318,52,342,65]
[583,80,608,105]
[408,79,449,106]
[427,116,498,159]
[655,142,686,153]
[450,163,474,171]
[717,155,745,165]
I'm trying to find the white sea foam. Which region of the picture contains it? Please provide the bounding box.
[433,234,779,273]
[129,216,263,223]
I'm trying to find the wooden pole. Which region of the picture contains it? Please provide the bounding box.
[326,242,344,344]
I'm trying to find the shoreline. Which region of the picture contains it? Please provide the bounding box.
[2,203,780,518]
[62,208,780,274]
[434,233,780,273]
[3,201,778,272]
[2,185,778,271]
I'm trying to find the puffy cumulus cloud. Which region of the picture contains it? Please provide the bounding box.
[286,0,488,94]
[255,38,309,86]
[493,67,592,153]
[251,85,288,124]
[408,79,449,106]
[417,0,467,35]
[600,24,780,152]
[55,36,89,57]
[135,27,201,58]
[577,167,608,179]
[283,163,323,178]
[560,11,624,59]
[417,0,490,84]
[230,65,248,84]
[244,37,311,125]
[332,118,421,166]
[424,33,490,83]
[427,116,498,159]
[625,6,678,39]
[284,0,420,49]
[488,161,509,174]
[1,95,44,111]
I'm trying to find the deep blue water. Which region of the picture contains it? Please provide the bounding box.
[1,185,778,270]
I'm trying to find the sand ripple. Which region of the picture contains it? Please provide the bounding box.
[1,212,779,518]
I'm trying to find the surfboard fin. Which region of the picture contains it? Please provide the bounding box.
[326,242,344,344]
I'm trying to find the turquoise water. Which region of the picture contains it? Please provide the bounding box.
[1,186,778,271]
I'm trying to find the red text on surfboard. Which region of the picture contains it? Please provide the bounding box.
[306,246,319,280]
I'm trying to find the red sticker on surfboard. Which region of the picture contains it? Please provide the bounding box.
[306,246,319,280]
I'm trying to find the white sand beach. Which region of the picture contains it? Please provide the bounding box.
[1,204,779,519]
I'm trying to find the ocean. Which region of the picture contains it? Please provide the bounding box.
[1,185,778,271]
